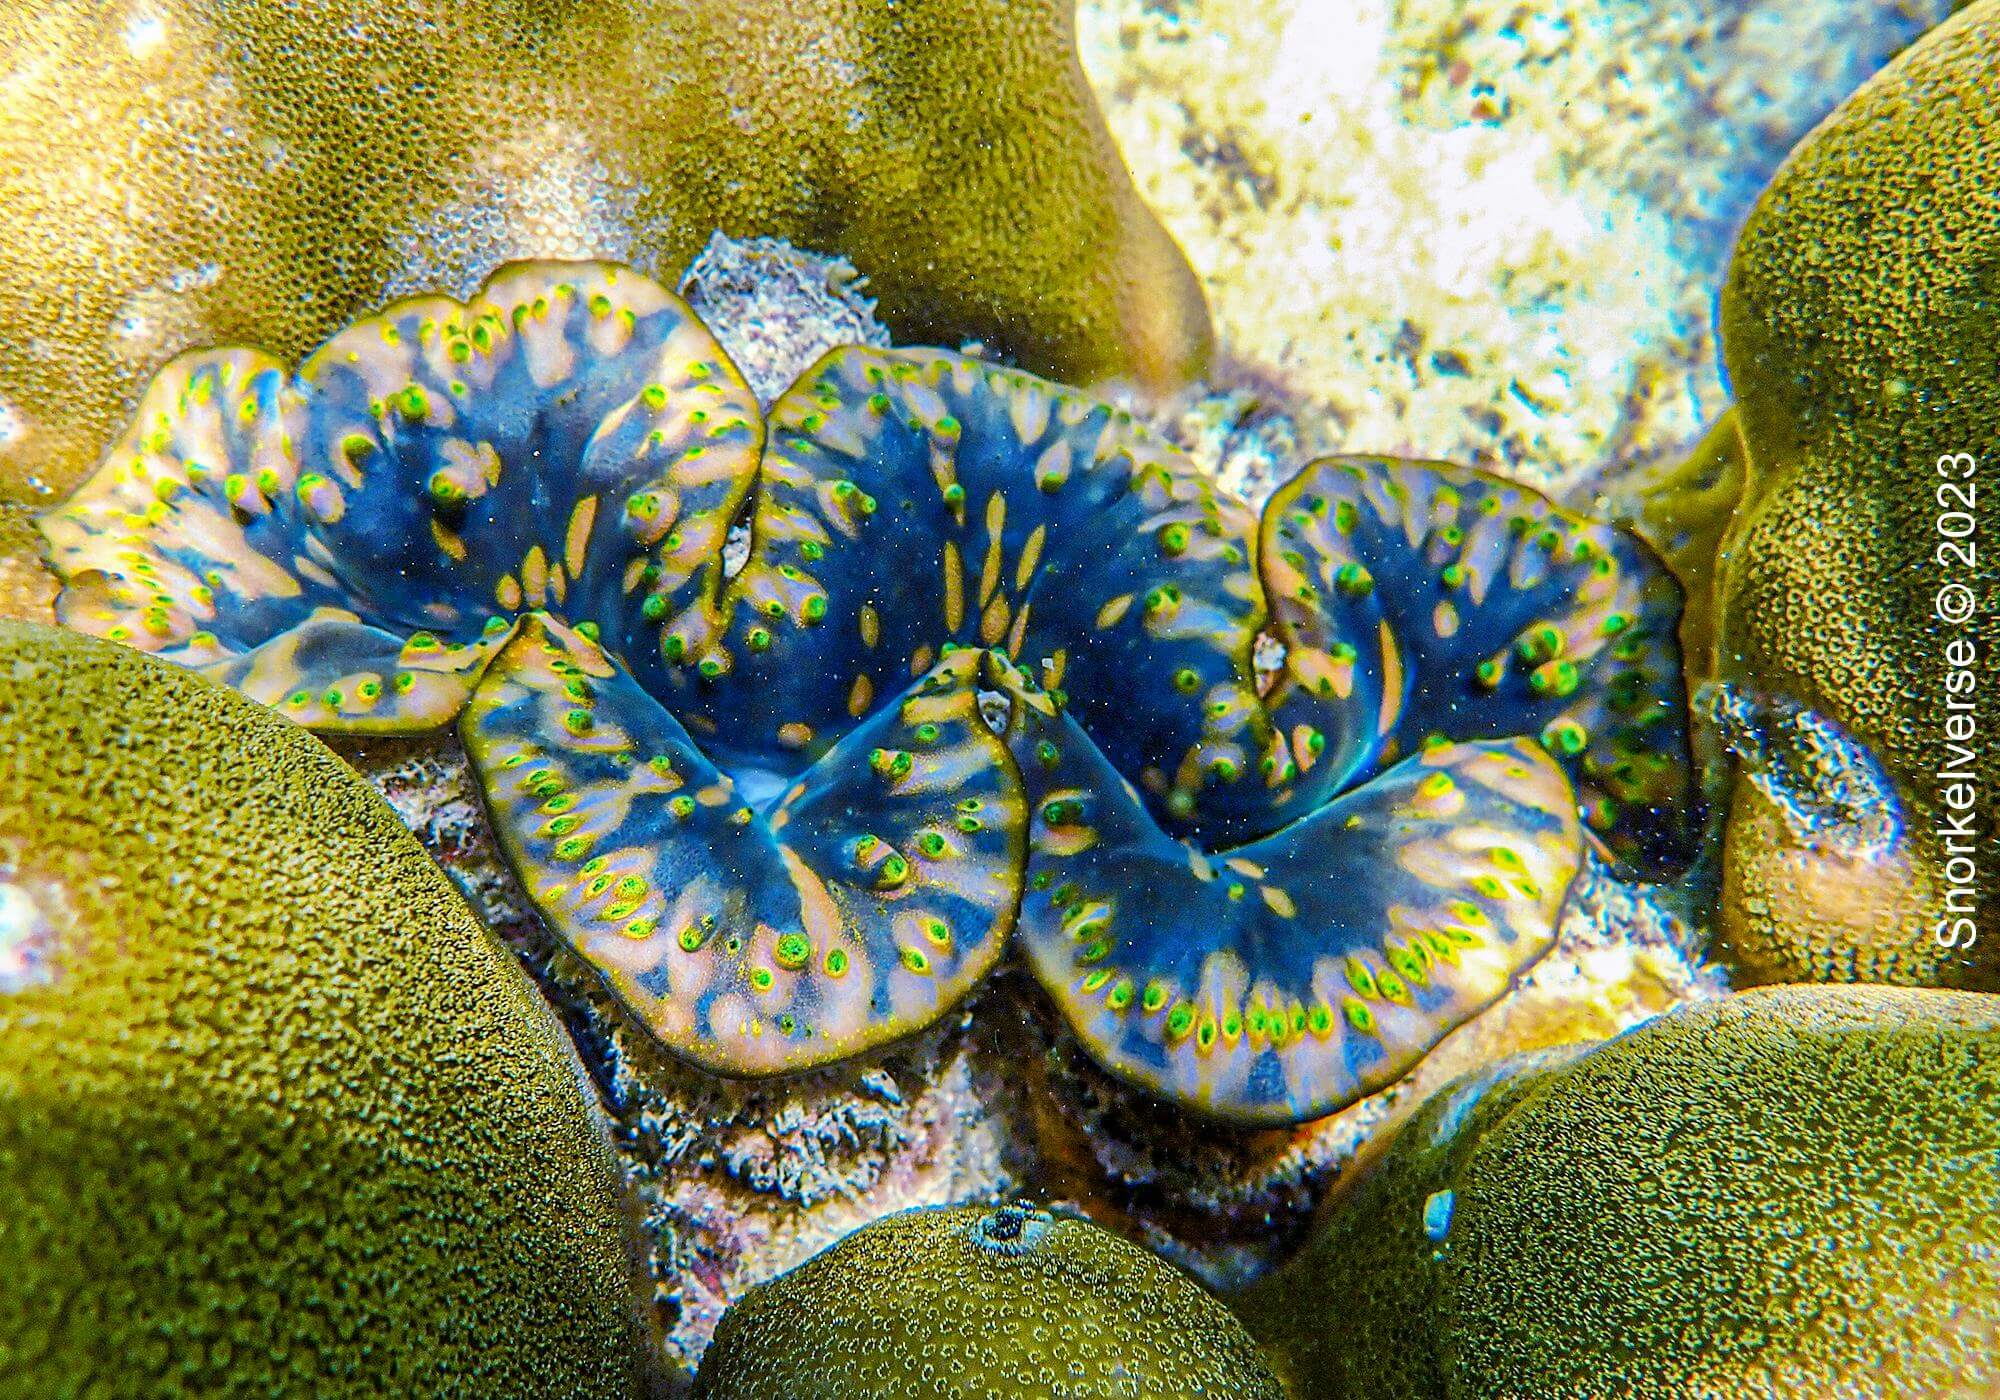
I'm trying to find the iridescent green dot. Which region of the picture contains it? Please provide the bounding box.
[747,627,772,653]
[802,595,827,623]
[563,708,593,735]
[749,966,776,993]
[799,540,824,562]
[900,946,931,975]
[775,933,812,970]
[426,472,465,509]
[669,796,696,819]
[1173,668,1201,694]
[397,385,428,419]
[1441,562,1468,589]
[1335,563,1374,598]
[824,947,850,977]
[914,723,940,743]
[661,632,685,660]
[1165,1003,1196,1039]
[1036,740,1061,768]
[1516,622,1565,665]
[1158,522,1190,556]
[1141,981,1170,1014]
[1475,658,1504,689]
[698,658,724,679]
[1542,718,1590,756]
[955,815,982,833]
[1530,660,1581,699]
[942,483,966,506]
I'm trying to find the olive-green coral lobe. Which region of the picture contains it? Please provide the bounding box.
[1237,985,2000,1399]
[1712,1,1999,987]
[693,1203,1285,1397]
[0,621,651,1397]
[0,0,1208,548]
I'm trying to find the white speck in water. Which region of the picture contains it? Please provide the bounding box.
[1252,630,1287,693]
[121,8,166,57]
[722,523,751,579]
[976,689,1013,734]
[0,883,58,994]
[1422,1187,1456,1242]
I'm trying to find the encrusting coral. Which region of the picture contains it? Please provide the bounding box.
[0,0,1209,568]
[691,1202,1286,1398]
[0,621,652,1397]
[39,260,1696,1126]
[1706,0,1998,988]
[1234,984,2000,1398]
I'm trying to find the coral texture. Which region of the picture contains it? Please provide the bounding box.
[1712,0,1999,987]
[0,0,1210,555]
[40,261,1694,1125]
[691,1203,1286,1398]
[1235,985,2000,1398]
[0,621,650,1396]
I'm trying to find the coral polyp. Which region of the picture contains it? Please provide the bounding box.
[39,259,1695,1124]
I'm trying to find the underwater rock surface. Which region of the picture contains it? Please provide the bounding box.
[692,1203,1286,1398]
[38,258,1697,1127]
[0,622,651,1397]
[1237,984,2000,1399]
[1709,0,1999,990]
[1080,0,1956,497]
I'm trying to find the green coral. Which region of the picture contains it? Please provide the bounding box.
[693,1203,1285,1397]
[0,0,1209,552]
[0,621,651,1396]
[1709,0,1998,987]
[1236,985,2000,1398]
